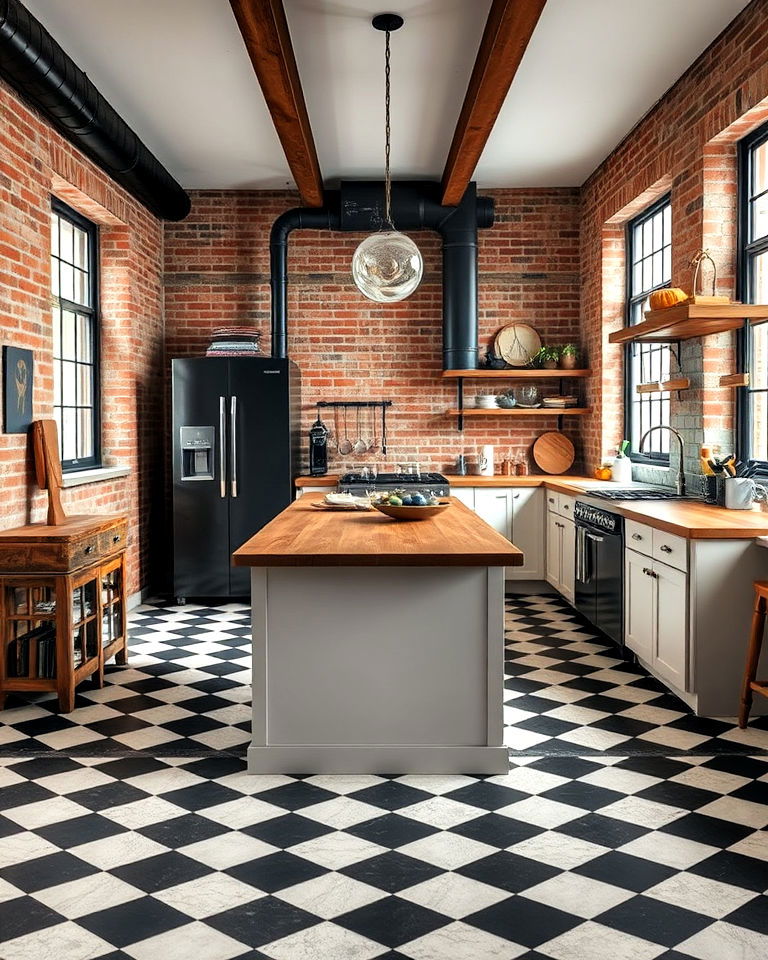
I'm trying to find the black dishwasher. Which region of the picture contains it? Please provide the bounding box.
[574,501,624,647]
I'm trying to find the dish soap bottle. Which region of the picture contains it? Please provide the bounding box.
[611,440,632,484]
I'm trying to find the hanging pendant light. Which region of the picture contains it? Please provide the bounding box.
[352,13,423,303]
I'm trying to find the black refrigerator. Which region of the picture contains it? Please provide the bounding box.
[171,357,300,600]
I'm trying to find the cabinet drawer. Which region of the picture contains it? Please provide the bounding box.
[652,528,688,572]
[545,491,559,512]
[99,522,127,557]
[70,537,100,569]
[625,520,652,557]
[557,495,575,520]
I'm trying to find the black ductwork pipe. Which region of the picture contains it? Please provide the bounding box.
[0,0,191,221]
[270,180,493,369]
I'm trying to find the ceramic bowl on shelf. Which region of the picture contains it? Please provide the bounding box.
[496,394,516,408]
[374,502,450,521]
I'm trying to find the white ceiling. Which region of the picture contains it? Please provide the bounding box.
[23,0,752,191]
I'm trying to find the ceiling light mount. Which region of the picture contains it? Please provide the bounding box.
[372,13,403,32]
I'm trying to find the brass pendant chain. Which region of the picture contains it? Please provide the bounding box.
[384,28,393,229]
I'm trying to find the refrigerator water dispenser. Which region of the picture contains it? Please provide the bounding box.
[180,426,215,480]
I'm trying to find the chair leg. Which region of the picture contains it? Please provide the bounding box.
[739,595,766,728]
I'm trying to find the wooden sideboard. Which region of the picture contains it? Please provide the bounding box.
[0,515,128,713]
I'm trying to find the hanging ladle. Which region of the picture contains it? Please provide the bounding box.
[353,406,367,454]
[338,406,354,455]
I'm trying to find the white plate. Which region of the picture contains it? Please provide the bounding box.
[495,323,542,367]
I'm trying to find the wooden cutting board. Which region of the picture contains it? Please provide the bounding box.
[533,431,575,475]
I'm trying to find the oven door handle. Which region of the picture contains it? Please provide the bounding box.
[575,526,584,582]
[585,532,604,543]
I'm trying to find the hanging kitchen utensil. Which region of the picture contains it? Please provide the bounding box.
[366,404,378,452]
[338,407,353,455]
[533,431,575,475]
[495,323,542,367]
[354,406,367,454]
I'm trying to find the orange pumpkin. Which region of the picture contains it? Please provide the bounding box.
[648,287,688,310]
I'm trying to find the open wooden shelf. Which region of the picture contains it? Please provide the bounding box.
[443,369,591,379]
[448,407,591,417]
[609,302,768,344]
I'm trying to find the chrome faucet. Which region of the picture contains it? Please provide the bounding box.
[639,425,686,496]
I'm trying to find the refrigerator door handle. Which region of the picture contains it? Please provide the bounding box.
[218,396,226,498]
[230,395,238,498]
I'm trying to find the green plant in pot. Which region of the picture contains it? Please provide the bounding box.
[559,343,580,370]
[535,346,561,369]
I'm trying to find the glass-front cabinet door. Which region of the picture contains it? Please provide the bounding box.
[3,580,57,681]
[100,556,125,656]
[71,573,99,672]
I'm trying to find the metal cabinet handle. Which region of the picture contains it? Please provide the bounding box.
[84,545,94,555]
[230,395,238,498]
[513,493,520,499]
[219,396,226,498]
[660,544,672,553]
[112,534,121,544]
[643,567,658,579]
[632,533,643,541]
[548,497,555,503]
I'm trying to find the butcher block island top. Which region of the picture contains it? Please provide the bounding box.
[233,494,523,567]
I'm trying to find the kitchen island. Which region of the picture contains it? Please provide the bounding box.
[233,495,522,774]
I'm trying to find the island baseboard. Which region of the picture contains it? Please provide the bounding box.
[247,744,510,775]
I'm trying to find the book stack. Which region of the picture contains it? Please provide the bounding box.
[206,326,262,357]
[542,395,580,408]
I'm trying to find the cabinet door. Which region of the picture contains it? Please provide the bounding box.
[546,512,561,589]
[508,488,544,580]
[451,487,476,511]
[654,560,688,690]
[560,518,576,603]
[474,489,512,540]
[625,548,654,662]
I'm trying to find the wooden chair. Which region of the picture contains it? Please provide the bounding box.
[739,581,768,727]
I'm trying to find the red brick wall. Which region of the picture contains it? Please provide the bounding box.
[580,0,768,471]
[0,77,164,596]
[164,188,582,475]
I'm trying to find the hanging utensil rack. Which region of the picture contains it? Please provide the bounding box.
[316,401,392,454]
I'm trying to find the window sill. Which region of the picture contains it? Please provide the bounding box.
[61,465,130,488]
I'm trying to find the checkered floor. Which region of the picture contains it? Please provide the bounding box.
[503,595,768,755]
[2,597,768,958]
[1,595,767,757]
[1,752,767,960]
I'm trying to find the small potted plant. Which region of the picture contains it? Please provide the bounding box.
[559,344,580,370]
[535,346,561,369]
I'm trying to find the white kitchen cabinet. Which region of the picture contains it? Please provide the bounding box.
[474,489,512,540]
[624,547,688,691]
[451,488,476,510]
[475,487,544,580]
[655,561,688,689]
[625,548,655,662]
[546,511,575,601]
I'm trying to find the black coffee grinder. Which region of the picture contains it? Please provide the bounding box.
[309,405,328,476]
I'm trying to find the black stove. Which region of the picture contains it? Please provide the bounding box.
[338,472,450,496]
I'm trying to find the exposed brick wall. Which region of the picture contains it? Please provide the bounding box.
[0,77,164,597]
[580,0,768,473]
[164,188,582,476]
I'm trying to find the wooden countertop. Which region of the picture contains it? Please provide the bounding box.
[233,495,524,567]
[0,514,125,542]
[293,475,768,539]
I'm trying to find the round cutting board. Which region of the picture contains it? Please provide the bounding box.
[495,323,541,367]
[533,431,575,475]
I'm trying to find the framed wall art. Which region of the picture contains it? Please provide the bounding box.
[3,346,34,434]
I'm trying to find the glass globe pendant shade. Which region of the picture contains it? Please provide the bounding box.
[352,230,424,303]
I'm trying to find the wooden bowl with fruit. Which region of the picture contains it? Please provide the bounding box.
[372,491,451,521]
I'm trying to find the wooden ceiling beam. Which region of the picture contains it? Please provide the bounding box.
[441,0,546,207]
[229,0,324,206]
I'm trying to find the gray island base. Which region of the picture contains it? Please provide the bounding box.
[233,495,523,774]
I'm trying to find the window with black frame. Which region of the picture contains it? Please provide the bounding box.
[739,122,768,467]
[625,196,673,462]
[50,199,100,470]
